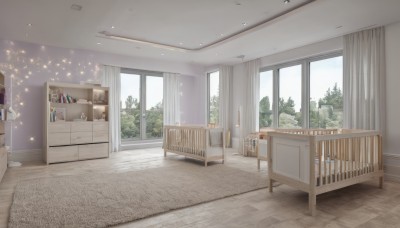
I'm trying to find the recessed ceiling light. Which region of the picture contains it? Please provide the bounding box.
[199,43,203,46]
[220,34,224,37]
[111,26,115,29]
[96,42,102,45]
[284,0,290,4]
[71,4,82,11]
[179,42,183,45]
[27,23,32,27]
[242,22,247,26]
[161,53,165,56]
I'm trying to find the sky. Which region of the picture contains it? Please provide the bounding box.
[260,56,343,112]
[120,73,163,109]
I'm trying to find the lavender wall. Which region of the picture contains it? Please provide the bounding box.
[0,39,204,153]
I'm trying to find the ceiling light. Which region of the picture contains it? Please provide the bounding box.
[242,22,247,26]
[27,23,32,27]
[111,26,115,29]
[71,4,82,11]
[96,42,102,45]
[284,0,290,4]
[220,34,224,37]
[161,53,165,56]
[179,42,183,45]
[199,43,203,46]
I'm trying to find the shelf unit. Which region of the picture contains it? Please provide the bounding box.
[0,73,6,183]
[44,82,110,164]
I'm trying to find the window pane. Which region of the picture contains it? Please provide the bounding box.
[120,73,141,140]
[310,56,343,129]
[146,76,163,139]
[279,65,302,128]
[209,71,219,125]
[259,70,273,128]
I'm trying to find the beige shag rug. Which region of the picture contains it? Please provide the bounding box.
[9,165,268,228]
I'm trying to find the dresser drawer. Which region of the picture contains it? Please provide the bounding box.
[71,122,92,132]
[48,133,70,146]
[93,122,109,132]
[49,122,71,133]
[93,131,109,143]
[79,143,108,160]
[48,146,78,163]
[71,132,92,144]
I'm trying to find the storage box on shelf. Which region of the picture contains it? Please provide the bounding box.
[44,82,110,164]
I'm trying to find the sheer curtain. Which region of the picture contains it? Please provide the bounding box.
[163,72,181,125]
[219,65,233,146]
[343,27,386,131]
[242,59,261,137]
[101,65,121,152]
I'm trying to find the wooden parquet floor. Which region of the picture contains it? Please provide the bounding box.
[0,148,399,228]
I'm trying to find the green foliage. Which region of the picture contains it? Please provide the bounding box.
[259,96,272,128]
[121,95,163,140]
[145,102,163,138]
[310,83,343,129]
[259,83,343,129]
[279,97,301,128]
[209,95,219,124]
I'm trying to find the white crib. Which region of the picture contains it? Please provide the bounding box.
[267,129,383,215]
[163,125,225,167]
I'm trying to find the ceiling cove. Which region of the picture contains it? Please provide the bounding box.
[97,0,316,52]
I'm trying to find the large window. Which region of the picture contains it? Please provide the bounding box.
[207,71,219,125]
[259,53,343,129]
[259,70,273,128]
[120,70,163,142]
[279,65,302,128]
[309,56,343,128]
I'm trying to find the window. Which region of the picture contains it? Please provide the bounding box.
[279,65,302,128]
[259,70,273,128]
[120,70,163,142]
[207,71,219,125]
[309,56,343,128]
[259,53,343,129]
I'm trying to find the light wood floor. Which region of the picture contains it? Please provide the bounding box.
[0,148,399,228]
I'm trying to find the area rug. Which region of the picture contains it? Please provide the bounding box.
[8,165,268,228]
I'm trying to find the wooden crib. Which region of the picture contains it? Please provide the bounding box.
[163,125,225,167]
[267,129,383,215]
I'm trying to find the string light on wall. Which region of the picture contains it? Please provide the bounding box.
[0,40,101,149]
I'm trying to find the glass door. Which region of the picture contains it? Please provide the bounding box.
[120,70,163,143]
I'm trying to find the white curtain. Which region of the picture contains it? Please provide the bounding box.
[163,72,181,125]
[219,65,233,146]
[101,65,121,152]
[343,27,386,131]
[242,59,261,137]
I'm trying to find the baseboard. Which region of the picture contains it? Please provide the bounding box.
[120,142,163,151]
[8,149,43,163]
[384,153,400,183]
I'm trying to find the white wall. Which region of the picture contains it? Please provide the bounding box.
[231,37,343,140]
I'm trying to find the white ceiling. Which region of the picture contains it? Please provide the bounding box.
[1,0,400,66]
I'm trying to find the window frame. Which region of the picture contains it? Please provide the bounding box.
[259,51,343,129]
[206,70,220,125]
[120,68,163,144]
